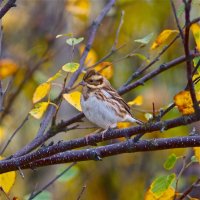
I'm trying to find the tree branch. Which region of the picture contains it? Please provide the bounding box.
[0,0,16,19]
[2,135,200,173]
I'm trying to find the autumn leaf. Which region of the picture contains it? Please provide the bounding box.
[174,90,200,115]
[32,82,51,103]
[0,59,18,79]
[63,91,82,111]
[62,62,80,73]
[0,126,5,142]
[193,147,200,163]
[145,187,175,200]
[151,30,179,49]
[95,62,113,79]
[47,70,63,82]
[29,102,49,119]
[66,0,91,20]
[117,122,132,129]
[191,23,200,52]
[79,44,97,66]
[149,174,176,198]
[128,95,143,106]
[0,156,16,193]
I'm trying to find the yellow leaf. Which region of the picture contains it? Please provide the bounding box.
[144,187,175,200]
[63,92,82,111]
[79,44,97,66]
[117,122,132,129]
[0,126,5,142]
[32,82,51,104]
[66,0,91,20]
[47,70,63,82]
[191,23,200,52]
[95,62,113,79]
[29,102,49,119]
[128,95,143,106]
[151,30,179,50]
[0,59,18,79]
[0,156,16,193]
[174,90,200,115]
[193,147,200,163]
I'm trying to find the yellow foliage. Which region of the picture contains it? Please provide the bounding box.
[193,147,200,163]
[144,187,175,200]
[128,95,143,106]
[29,102,49,119]
[117,122,132,129]
[66,0,91,20]
[174,90,200,115]
[0,59,18,79]
[0,156,16,193]
[47,70,63,82]
[95,62,113,79]
[63,91,82,111]
[191,23,200,52]
[32,82,51,104]
[0,126,5,142]
[79,44,97,66]
[151,30,179,49]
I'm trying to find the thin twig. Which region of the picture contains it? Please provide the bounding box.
[183,0,200,113]
[29,162,76,200]
[0,114,29,155]
[66,0,116,89]
[76,185,87,200]
[178,177,200,200]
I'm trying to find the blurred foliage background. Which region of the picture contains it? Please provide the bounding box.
[1,0,200,199]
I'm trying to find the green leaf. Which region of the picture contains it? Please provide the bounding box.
[24,191,52,200]
[164,153,177,170]
[66,37,84,46]
[62,62,80,73]
[193,56,200,68]
[191,155,198,163]
[144,113,153,120]
[177,3,185,18]
[130,53,150,63]
[134,33,154,45]
[56,165,79,182]
[151,173,176,198]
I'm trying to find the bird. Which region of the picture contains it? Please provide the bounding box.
[80,69,142,130]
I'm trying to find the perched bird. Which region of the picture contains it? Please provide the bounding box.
[80,69,142,130]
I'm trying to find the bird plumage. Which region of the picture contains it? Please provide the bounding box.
[80,69,142,129]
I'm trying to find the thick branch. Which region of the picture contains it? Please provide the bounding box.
[3,113,200,170]
[1,135,200,173]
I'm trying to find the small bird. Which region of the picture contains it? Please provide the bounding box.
[80,69,142,130]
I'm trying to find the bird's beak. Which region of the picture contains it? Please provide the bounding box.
[79,80,86,86]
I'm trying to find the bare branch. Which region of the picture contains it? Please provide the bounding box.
[66,0,116,89]
[0,0,16,19]
[29,162,76,200]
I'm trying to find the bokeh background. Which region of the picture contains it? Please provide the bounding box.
[1,0,200,199]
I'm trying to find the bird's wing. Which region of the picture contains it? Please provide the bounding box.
[102,83,132,116]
